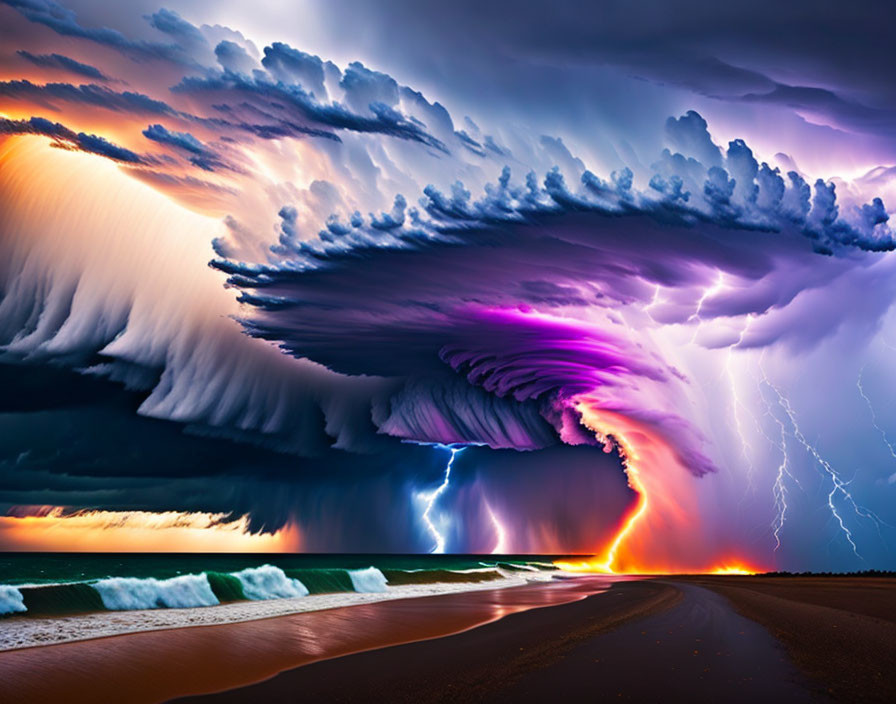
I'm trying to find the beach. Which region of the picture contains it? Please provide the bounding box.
[0,575,611,703]
[0,575,533,651]
[682,576,896,703]
[1,575,894,703]
[175,579,812,704]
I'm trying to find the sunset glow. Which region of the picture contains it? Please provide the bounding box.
[0,508,300,553]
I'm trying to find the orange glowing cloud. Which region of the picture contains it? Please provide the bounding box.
[0,507,301,553]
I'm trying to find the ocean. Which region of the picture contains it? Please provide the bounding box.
[0,553,570,618]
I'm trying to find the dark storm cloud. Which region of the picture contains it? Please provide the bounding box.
[261,42,330,98]
[2,0,202,65]
[214,40,256,74]
[16,50,109,81]
[171,70,448,152]
[0,79,178,116]
[3,0,895,559]
[142,123,230,171]
[0,115,150,163]
[207,114,894,475]
[0,363,535,547]
[0,362,439,538]
[311,0,896,142]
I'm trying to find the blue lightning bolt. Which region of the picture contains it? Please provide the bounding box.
[857,366,896,466]
[417,445,464,554]
[759,365,888,559]
[756,357,802,552]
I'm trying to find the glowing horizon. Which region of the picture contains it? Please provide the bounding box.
[0,507,301,553]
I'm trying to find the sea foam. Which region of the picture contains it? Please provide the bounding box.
[93,574,219,610]
[0,585,26,615]
[348,567,388,592]
[232,565,309,600]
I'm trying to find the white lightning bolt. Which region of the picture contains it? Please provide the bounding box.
[417,445,463,554]
[722,315,756,492]
[688,271,725,343]
[857,366,896,465]
[754,357,797,551]
[758,364,887,559]
[485,501,508,554]
[641,283,662,319]
[769,415,790,551]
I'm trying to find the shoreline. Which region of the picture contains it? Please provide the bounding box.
[177,579,815,704]
[0,574,542,651]
[0,575,616,704]
[6,575,891,703]
[178,579,685,704]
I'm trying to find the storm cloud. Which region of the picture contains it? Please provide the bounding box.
[1,0,895,568]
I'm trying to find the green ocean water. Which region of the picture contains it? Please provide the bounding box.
[0,553,565,585]
[0,553,570,617]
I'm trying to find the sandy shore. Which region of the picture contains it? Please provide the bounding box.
[0,575,533,651]
[4,575,891,703]
[0,575,612,703]
[684,576,896,703]
[176,579,816,704]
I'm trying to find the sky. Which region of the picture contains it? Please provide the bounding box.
[1,0,895,571]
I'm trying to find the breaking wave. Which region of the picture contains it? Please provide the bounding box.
[347,567,388,592]
[1,563,551,617]
[94,575,219,611]
[232,565,309,600]
[0,585,26,615]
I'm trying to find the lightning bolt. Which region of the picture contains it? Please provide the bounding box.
[417,445,463,554]
[763,387,794,552]
[855,366,896,538]
[688,271,725,343]
[857,366,896,465]
[641,283,662,319]
[755,354,802,551]
[758,361,887,559]
[484,501,508,554]
[722,315,756,492]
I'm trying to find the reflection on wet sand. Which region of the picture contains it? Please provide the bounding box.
[0,576,614,704]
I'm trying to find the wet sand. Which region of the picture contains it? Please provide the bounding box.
[177,580,814,704]
[0,576,614,703]
[5,575,890,703]
[0,576,531,651]
[684,576,896,703]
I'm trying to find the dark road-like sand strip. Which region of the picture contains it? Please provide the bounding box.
[685,576,896,703]
[177,579,814,704]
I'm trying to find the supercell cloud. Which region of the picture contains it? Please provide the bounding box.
[1,0,895,570]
